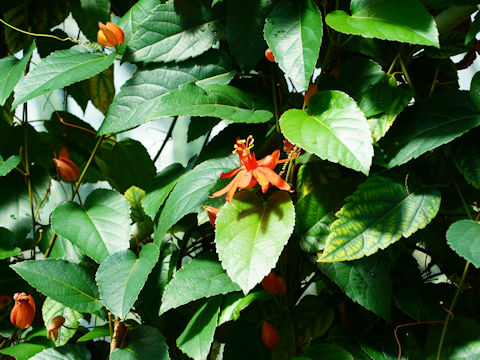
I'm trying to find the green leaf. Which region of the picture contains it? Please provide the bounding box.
[143,163,187,219]
[38,225,87,263]
[303,343,354,360]
[76,326,110,342]
[188,117,221,142]
[160,253,240,314]
[124,186,149,223]
[10,259,102,313]
[82,66,115,115]
[226,0,269,71]
[451,132,480,189]
[96,243,160,319]
[379,91,480,168]
[319,254,392,320]
[98,50,234,135]
[42,297,82,347]
[13,46,116,109]
[0,227,21,259]
[0,343,48,360]
[264,0,323,90]
[317,57,412,141]
[466,13,480,45]
[177,296,222,360]
[280,91,373,175]
[29,345,91,360]
[215,191,295,294]
[72,0,110,42]
[149,83,273,124]
[294,178,359,253]
[99,139,156,193]
[0,155,20,177]
[218,291,270,325]
[443,339,480,359]
[447,220,480,268]
[319,173,441,262]
[110,326,170,360]
[154,155,239,244]
[51,189,131,263]
[326,0,439,48]
[470,71,480,112]
[0,41,35,106]
[123,0,223,63]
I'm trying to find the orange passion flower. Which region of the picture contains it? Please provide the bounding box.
[53,146,80,182]
[211,136,297,202]
[10,293,35,329]
[97,21,125,47]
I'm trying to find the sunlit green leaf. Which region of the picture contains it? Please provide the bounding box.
[0,41,35,106]
[216,191,295,294]
[51,189,131,264]
[96,243,159,319]
[326,0,439,47]
[218,291,270,325]
[160,253,240,314]
[0,155,20,177]
[30,345,91,360]
[0,227,21,259]
[11,259,102,313]
[319,173,441,262]
[280,91,373,175]
[13,46,116,109]
[447,220,480,268]
[264,0,323,90]
[177,297,221,360]
[42,297,82,347]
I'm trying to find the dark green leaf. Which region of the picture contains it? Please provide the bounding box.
[176,296,222,360]
[13,46,116,109]
[143,163,187,219]
[76,326,110,342]
[451,132,480,189]
[447,220,480,268]
[226,0,268,71]
[10,259,102,313]
[96,244,160,319]
[160,253,240,314]
[98,50,234,135]
[303,343,354,360]
[99,139,156,193]
[319,173,441,262]
[264,0,323,90]
[82,66,115,115]
[72,0,111,42]
[0,41,35,106]
[154,155,239,243]
[280,91,373,174]
[0,343,48,360]
[379,91,480,168]
[216,191,295,293]
[470,71,480,112]
[0,227,21,259]
[188,117,221,142]
[123,0,223,63]
[51,189,131,263]
[326,0,439,48]
[466,13,480,45]
[319,254,392,320]
[110,326,170,360]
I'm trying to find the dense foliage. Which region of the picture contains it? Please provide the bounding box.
[1,0,480,359]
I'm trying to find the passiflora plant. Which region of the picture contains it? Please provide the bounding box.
[1,0,480,359]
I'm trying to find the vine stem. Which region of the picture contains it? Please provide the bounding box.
[270,67,280,132]
[399,57,414,92]
[44,136,105,258]
[153,116,177,163]
[436,179,476,359]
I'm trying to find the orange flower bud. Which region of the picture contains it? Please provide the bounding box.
[53,146,80,182]
[204,206,220,229]
[97,21,125,47]
[10,293,35,329]
[262,321,280,349]
[261,271,278,294]
[47,315,65,341]
[276,276,286,297]
[304,83,318,106]
[0,295,11,311]
[265,49,275,62]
